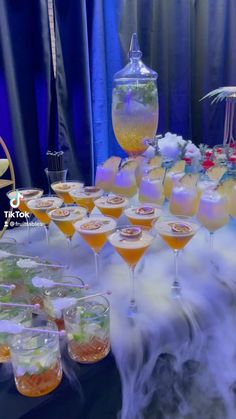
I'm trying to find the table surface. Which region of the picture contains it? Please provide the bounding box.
[2,210,236,419]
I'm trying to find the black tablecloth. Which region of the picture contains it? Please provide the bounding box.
[0,351,121,419]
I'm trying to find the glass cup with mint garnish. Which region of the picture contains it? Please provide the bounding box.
[63,296,110,364]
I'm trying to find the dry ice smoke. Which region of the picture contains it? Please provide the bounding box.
[104,223,236,419]
[6,215,236,418]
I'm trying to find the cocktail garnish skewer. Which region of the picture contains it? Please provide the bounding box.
[0,320,65,336]
[32,276,89,290]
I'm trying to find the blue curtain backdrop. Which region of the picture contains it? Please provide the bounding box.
[0,0,236,191]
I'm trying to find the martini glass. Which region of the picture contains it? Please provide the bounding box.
[197,190,229,250]
[154,216,200,297]
[69,187,103,216]
[74,215,117,283]
[47,205,87,246]
[51,180,84,204]
[108,225,153,314]
[27,195,63,244]
[7,188,44,244]
[125,203,162,229]
[94,195,128,219]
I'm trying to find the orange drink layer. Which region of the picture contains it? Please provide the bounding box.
[31,209,51,224]
[160,233,193,250]
[114,244,149,266]
[98,206,123,218]
[27,197,63,225]
[126,216,153,228]
[18,201,30,213]
[48,206,87,239]
[109,228,153,267]
[79,231,109,253]
[95,195,128,219]
[7,189,43,213]
[74,197,95,213]
[75,216,117,254]
[56,192,74,204]
[68,337,110,364]
[15,361,62,397]
[70,187,103,214]
[51,181,84,204]
[125,205,161,229]
[154,219,199,251]
[54,220,75,237]
[0,343,10,363]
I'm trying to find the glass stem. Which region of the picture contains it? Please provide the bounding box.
[129,264,136,309]
[44,224,49,245]
[67,237,72,248]
[26,216,31,244]
[172,250,181,297]
[209,232,214,250]
[94,251,99,282]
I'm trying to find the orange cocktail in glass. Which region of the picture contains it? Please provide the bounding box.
[154,216,199,296]
[125,204,161,228]
[108,226,153,313]
[48,206,87,245]
[9,322,62,397]
[64,296,110,363]
[69,187,103,214]
[75,216,116,282]
[94,195,128,219]
[51,181,84,204]
[27,195,63,243]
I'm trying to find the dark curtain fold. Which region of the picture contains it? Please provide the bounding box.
[0,0,56,188]
[54,0,94,184]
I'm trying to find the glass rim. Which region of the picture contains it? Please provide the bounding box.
[42,277,85,297]
[153,215,200,234]
[27,195,63,209]
[63,295,110,321]
[51,179,84,186]
[47,204,87,219]
[9,330,58,352]
[6,187,44,199]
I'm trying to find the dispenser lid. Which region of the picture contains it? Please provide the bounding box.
[114,33,158,81]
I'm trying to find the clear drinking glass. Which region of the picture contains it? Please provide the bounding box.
[9,321,62,397]
[0,256,25,297]
[63,296,110,363]
[42,277,85,331]
[197,190,229,250]
[169,183,198,216]
[0,305,32,363]
[45,168,68,195]
[0,237,17,252]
